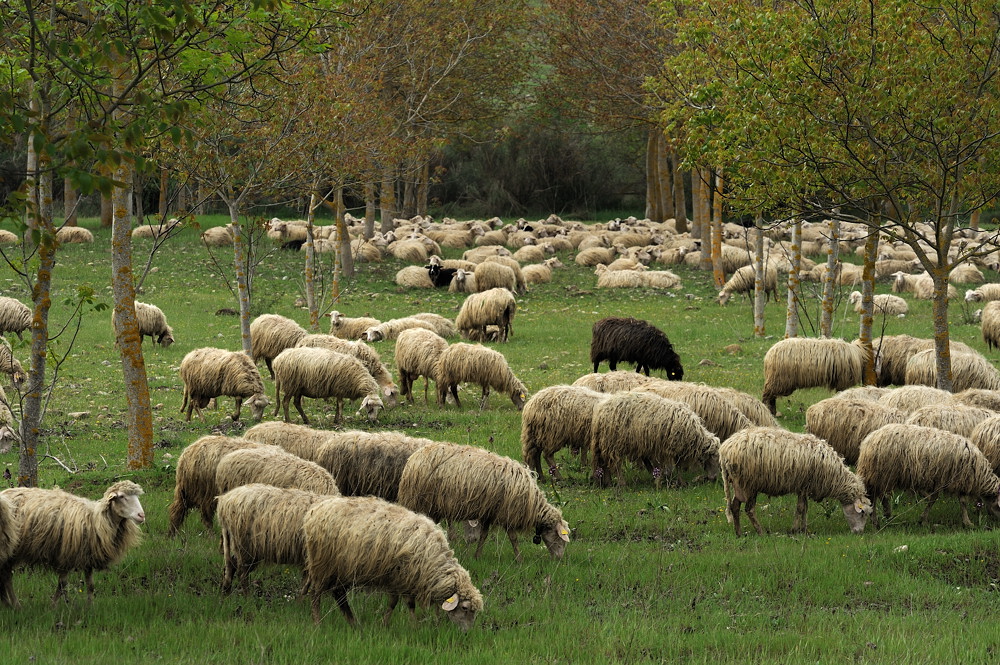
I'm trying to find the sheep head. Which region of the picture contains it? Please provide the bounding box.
[105,480,146,525]
[535,519,571,559]
[248,393,270,421]
[382,384,400,409]
[841,498,872,534]
[510,389,527,411]
[358,394,383,421]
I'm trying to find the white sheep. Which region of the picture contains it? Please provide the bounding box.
[55,226,93,244]
[215,446,340,495]
[178,347,269,422]
[0,481,144,606]
[891,271,958,299]
[717,264,779,305]
[0,493,19,606]
[980,300,1000,351]
[272,347,383,424]
[761,337,869,414]
[447,268,477,293]
[804,397,907,465]
[0,297,31,340]
[397,442,570,561]
[521,257,564,285]
[328,311,380,339]
[720,427,872,536]
[362,316,437,342]
[201,225,234,247]
[308,430,435,502]
[394,328,449,404]
[847,291,908,318]
[454,288,516,342]
[134,301,174,347]
[473,260,518,293]
[0,339,26,389]
[249,313,307,379]
[243,421,339,459]
[521,384,608,479]
[303,495,484,630]
[965,283,1000,303]
[435,342,527,410]
[395,265,435,289]
[904,348,1000,392]
[296,334,399,408]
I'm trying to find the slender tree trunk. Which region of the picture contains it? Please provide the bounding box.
[931,268,953,391]
[690,168,704,242]
[672,152,688,233]
[659,136,674,222]
[819,218,840,337]
[63,177,78,226]
[111,161,153,471]
[859,229,879,385]
[100,191,113,228]
[304,190,319,331]
[645,129,660,222]
[336,185,354,278]
[970,209,981,231]
[228,204,252,354]
[785,219,802,338]
[711,170,725,288]
[752,218,766,337]
[379,166,396,234]
[417,160,430,218]
[158,167,169,218]
[364,181,376,239]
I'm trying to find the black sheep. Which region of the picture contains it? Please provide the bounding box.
[426,264,458,288]
[589,316,683,379]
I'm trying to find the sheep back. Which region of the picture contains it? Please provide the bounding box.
[454,288,517,342]
[805,397,907,464]
[761,337,868,413]
[434,342,527,409]
[216,447,340,495]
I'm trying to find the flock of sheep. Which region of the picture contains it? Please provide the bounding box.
[3,211,1000,631]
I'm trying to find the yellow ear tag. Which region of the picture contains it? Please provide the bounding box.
[442,595,459,611]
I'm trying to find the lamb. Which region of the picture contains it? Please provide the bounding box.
[296,334,399,408]
[328,311,380,339]
[719,427,872,536]
[965,283,1000,303]
[55,226,93,244]
[362,316,437,342]
[308,430,435,502]
[904,349,1000,392]
[521,385,609,479]
[243,421,339,458]
[855,423,1000,527]
[0,339,25,388]
[178,347,269,422]
[394,328,449,404]
[522,257,564,285]
[215,446,341,495]
[454,288,517,343]
[904,403,994,438]
[0,481,144,606]
[970,415,1000,473]
[805,397,907,464]
[448,268,477,293]
[980,301,1000,351]
[249,313,307,379]
[395,265,435,289]
[435,342,527,410]
[590,390,720,488]
[272,347,384,424]
[717,264,779,305]
[303,495,484,630]
[134,301,174,347]
[590,316,684,379]
[0,297,31,340]
[217,484,335,594]
[397,442,570,561]
[634,381,754,443]
[872,334,973,387]
[472,260,517,293]
[847,291,908,318]
[167,435,274,536]
[761,337,869,414]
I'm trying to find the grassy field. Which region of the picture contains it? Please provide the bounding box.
[0,215,998,664]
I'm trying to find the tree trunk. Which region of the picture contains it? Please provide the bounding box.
[785,219,802,338]
[658,136,674,223]
[304,190,319,331]
[158,167,169,218]
[672,152,688,233]
[931,268,954,391]
[63,177,78,226]
[417,160,430,218]
[690,168,704,242]
[111,162,153,471]
[645,129,660,222]
[336,185,354,278]
[364,181,376,239]
[228,205,252,354]
[379,166,396,234]
[819,218,840,338]
[858,230,879,385]
[711,170,725,288]
[100,190,113,228]
[402,168,416,218]
[752,218,766,337]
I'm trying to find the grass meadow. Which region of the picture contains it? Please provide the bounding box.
[0,215,998,664]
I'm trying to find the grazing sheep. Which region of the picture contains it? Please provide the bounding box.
[178,347,269,422]
[201,225,233,247]
[522,257,564,285]
[167,435,273,536]
[891,271,957,299]
[0,385,18,454]
[0,481,144,606]
[590,316,684,379]
[308,431,435,501]
[398,443,570,561]
[217,484,335,594]
[717,264,779,305]
[634,381,753,443]
[904,403,994,438]
[215,446,340,495]
[328,311,381,339]
[904,349,1000,392]
[272,347,383,424]
[719,427,872,537]
[970,415,1000,473]
[0,339,25,388]
[395,328,449,404]
[981,301,1000,351]
[455,288,517,343]
[435,342,527,410]
[409,312,457,338]
[761,337,869,414]
[55,226,93,244]
[805,397,907,464]
[249,314,307,379]
[0,494,18,606]
[713,386,782,428]
[872,334,973,387]
[878,385,954,414]
[834,385,892,402]
[856,423,1000,527]
[571,370,657,393]
[134,301,174,347]
[590,390,720,488]
[296,334,399,409]
[362,316,437,342]
[0,297,31,340]
[243,421,338,458]
[521,385,609,479]
[847,291,908,318]
[473,261,517,293]
[303,495,484,630]
[965,283,1000,303]
[395,265,435,289]
[953,388,1000,412]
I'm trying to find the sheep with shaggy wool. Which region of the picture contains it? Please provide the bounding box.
[949,262,984,284]
[462,245,511,263]
[965,283,1000,303]
[719,427,872,537]
[0,384,18,454]
[0,339,25,388]
[480,255,528,294]
[328,311,380,339]
[905,349,1000,392]
[953,388,1000,412]
[362,316,437,342]
[455,288,516,343]
[0,230,17,245]
[179,347,269,422]
[134,301,174,347]
[522,257,564,285]
[249,313,307,380]
[971,415,1000,473]
[0,481,144,606]
[472,260,517,294]
[980,300,1000,351]
[594,264,682,289]
[303,495,484,630]
[634,381,753,443]
[395,328,449,404]
[872,334,973,387]
[201,225,233,247]
[0,297,31,340]
[217,484,335,594]
[0,494,18,606]
[575,247,616,267]
[717,264,779,305]
[395,265,435,289]
[243,421,339,458]
[307,430,435,501]
[273,347,383,424]
[590,390,720,488]
[521,385,608,479]
[761,337,869,414]
[167,435,274,536]
[131,217,183,240]
[55,226,93,244]
[398,442,570,561]
[590,316,683,379]
[891,271,958,299]
[296,334,398,408]
[410,312,457,338]
[834,385,892,401]
[856,423,1000,527]
[216,446,340,496]
[805,397,907,464]
[435,342,527,410]
[572,370,657,393]
[448,268,477,293]
[878,384,954,414]
[904,403,994,438]
[713,386,782,428]
[847,291,908,318]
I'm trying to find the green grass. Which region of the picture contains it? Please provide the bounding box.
[1,215,999,664]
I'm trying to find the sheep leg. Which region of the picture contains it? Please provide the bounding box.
[332,587,358,628]
[422,377,430,404]
[0,564,18,608]
[745,494,765,536]
[542,451,561,480]
[728,495,744,537]
[335,398,343,424]
[265,358,275,381]
[791,493,808,533]
[920,493,938,526]
[52,573,69,605]
[473,521,493,559]
[960,496,974,528]
[479,386,490,410]
[450,384,461,408]
[293,395,310,425]
[609,359,618,371]
[167,489,189,537]
[231,397,243,422]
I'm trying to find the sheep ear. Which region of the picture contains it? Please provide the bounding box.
[559,523,571,542]
[441,595,459,611]
[383,386,393,397]
[854,499,868,514]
